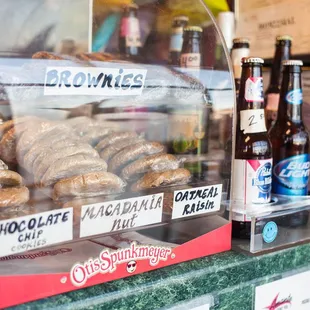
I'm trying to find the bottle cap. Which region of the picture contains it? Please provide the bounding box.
[184,26,203,32]
[233,38,250,44]
[217,12,235,50]
[242,57,264,64]
[276,35,292,42]
[282,60,303,66]
[124,3,138,9]
[173,15,189,22]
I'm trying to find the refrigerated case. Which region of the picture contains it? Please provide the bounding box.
[0,0,234,307]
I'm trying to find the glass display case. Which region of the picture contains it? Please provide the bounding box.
[0,0,234,307]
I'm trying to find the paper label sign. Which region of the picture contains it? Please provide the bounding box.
[172,184,222,219]
[255,270,310,309]
[44,67,147,96]
[240,109,267,134]
[0,208,73,257]
[80,193,163,238]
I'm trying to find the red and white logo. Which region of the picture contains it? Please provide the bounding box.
[70,242,172,287]
[245,77,264,102]
[265,293,292,310]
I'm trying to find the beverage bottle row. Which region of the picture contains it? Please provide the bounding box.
[231,46,310,238]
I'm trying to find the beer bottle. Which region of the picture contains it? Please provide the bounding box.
[265,35,292,129]
[119,3,141,58]
[169,26,207,179]
[232,57,273,239]
[231,38,250,95]
[180,26,203,69]
[169,16,189,66]
[269,60,309,226]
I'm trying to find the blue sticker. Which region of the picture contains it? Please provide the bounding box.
[263,221,278,243]
[286,89,303,105]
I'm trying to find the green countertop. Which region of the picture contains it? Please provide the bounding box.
[9,243,310,310]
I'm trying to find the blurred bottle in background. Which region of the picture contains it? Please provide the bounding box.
[231,37,250,96]
[119,3,142,59]
[169,15,189,66]
[265,35,292,129]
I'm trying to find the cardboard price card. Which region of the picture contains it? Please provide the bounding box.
[0,208,73,257]
[80,193,163,238]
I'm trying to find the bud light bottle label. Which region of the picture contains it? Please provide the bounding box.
[272,154,310,195]
[232,159,272,221]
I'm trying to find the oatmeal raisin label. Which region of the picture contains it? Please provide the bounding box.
[172,184,222,219]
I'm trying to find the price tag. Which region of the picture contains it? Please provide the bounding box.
[172,184,222,219]
[0,208,73,257]
[240,109,267,134]
[80,193,163,238]
[255,270,310,309]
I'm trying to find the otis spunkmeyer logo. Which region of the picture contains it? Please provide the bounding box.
[44,67,147,96]
[70,242,172,287]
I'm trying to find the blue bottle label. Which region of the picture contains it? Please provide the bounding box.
[286,89,303,105]
[273,154,310,195]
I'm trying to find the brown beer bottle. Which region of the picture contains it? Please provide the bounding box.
[232,57,272,239]
[169,26,207,179]
[269,60,309,227]
[231,38,250,96]
[169,16,189,66]
[119,3,141,58]
[265,35,292,129]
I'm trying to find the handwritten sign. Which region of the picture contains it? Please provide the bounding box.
[0,208,73,257]
[80,193,163,238]
[255,270,310,310]
[240,109,267,134]
[172,184,222,219]
[44,67,147,96]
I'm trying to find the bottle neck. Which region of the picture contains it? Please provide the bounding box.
[238,64,264,111]
[182,36,202,54]
[278,69,303,123]
[268,43,291,92]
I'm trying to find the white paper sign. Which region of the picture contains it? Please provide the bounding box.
[44,67,147,96]
[80,193,163,238]
[255,270,310,309]
[240,109,267,134]
[172,184,222,220]
[0,208,73,257]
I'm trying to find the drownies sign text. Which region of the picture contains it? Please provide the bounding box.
[44,67,147,96]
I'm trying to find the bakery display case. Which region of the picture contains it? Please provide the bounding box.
[0,0,234,307]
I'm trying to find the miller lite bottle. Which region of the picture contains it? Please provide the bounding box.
[119,3,141,58]
[269,60,309,227]
[232,57,273,239]
[265,35,292,129]
[169,15,189,66]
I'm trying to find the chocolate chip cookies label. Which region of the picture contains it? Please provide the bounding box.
[80,193,163,238]
[0,208,73,257]
[172,184,222,219]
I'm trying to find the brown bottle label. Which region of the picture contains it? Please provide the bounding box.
[180,53,201,68]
